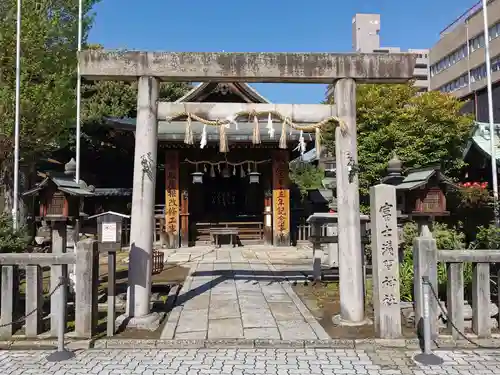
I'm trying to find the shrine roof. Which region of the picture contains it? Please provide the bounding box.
[395,166,453,190]
[176,82,270,103]
[23,173,95,197]
[88,211,130,219]
[290,148,318,165]
[92,188,133,196]
[464,121,500,162]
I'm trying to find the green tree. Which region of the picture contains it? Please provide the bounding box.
[0,0,100,216]
[323,83,474,197]
[289,162,324,198]
[66,78,191,188]
[0,213,30,253]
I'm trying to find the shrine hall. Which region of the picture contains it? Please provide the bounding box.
[105,82,323,248]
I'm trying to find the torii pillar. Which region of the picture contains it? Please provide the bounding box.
[121,76,161,329]
[333,78,368,325]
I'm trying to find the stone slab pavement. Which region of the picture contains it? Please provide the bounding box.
[1,348,500,374]
[159,246,315,269]
[160,247,327,341]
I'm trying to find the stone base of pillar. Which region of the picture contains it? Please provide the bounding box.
[332,314,373,327]
[115,312,165,332]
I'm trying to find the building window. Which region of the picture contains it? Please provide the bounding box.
[438,73,469,93]
[440,54,500,91]
[470,34,485,53]
[471,64,487,83]
[492,56,500,72]
[489,23,500,41]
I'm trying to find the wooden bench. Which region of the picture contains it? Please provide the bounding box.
[196,222,263,244]
[209,228,239,248]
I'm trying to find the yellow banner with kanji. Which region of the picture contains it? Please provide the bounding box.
[272,151,290,236]
[164,151,179,235]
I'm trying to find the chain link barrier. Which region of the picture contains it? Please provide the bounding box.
[0,276,68,328]
[427,281,499,349]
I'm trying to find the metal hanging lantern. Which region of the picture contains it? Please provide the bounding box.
[192,171,203,184]
[248,162,260,184]
[248,171,260,184]
[192,164,204,184]
[222,165,230,179]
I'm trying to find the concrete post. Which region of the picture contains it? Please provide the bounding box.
[25,265,43,337]
[127,76,159,318]
[51,221,67,337]
[334,78,365,324]
[370,184,401,338]
[75,239,99,338]
[472,263,491,337]
[0,266,15,338]
[311,222,322,281]
[325,223,339,267]
[413,225,438,339]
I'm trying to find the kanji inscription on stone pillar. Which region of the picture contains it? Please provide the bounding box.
[370,184,401,338]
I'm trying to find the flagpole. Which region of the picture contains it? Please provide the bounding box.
[482,0,499,225]
[12,0,22,230]
[75,0,83,183]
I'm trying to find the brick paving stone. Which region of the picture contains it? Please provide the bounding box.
[0,348,493,374]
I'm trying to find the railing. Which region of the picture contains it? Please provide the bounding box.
[295,224,327,243]
[413,231,500,339]
[0,240,99,339]
[438,250,500,339]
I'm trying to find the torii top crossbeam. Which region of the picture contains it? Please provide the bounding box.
[78,51,417,84]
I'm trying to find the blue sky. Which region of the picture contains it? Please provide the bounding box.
[88,0,478,104]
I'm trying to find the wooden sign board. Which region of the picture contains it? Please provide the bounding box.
[165,151,180,248]
[272,151,290,246]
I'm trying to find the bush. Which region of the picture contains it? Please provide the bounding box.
[474,223,500,249]
[0,213,30,253]
[289,162,324,198]
[399,221,470,302]
[456,182,491,208]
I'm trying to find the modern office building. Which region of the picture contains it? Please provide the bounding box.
[429,0,500,121]
[352,13,430,91]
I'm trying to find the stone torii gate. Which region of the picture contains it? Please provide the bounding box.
[79,51,416,330]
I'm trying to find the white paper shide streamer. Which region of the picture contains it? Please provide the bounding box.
[294,130,306,156]
[200,125,207,149]
[266,113,275,139]
[226,114,238,130]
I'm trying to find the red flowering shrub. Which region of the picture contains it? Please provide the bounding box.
[457,181,491,208]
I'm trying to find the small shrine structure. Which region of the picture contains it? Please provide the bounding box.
[23,158,94,221]
[104,82,318,248]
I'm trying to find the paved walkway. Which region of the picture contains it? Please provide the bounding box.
[160,247,327,340]
[2,348,500,374]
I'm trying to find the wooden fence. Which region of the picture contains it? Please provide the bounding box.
[0,240,99,339]
[414,231,500,339]
[438,249,500,338]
